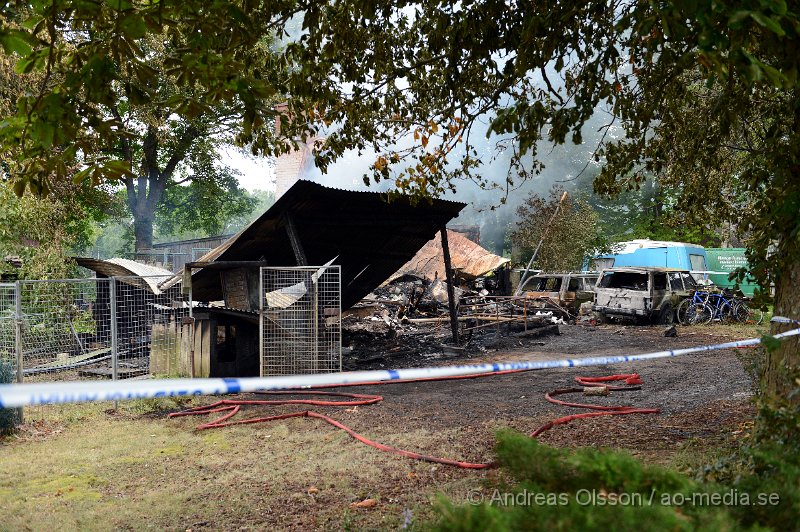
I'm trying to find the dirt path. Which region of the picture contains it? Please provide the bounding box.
[225,323,756,464]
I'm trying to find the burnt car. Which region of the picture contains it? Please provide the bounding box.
[592,267,697,324]
[519,272,599,317]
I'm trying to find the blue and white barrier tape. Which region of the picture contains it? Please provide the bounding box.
[1,321,798,409]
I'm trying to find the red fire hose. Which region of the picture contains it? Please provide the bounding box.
[530,373,660,437]
[169,372,658,469]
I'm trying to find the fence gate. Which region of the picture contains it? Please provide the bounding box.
[260,266,341,376]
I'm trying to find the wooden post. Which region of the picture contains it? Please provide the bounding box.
[440,228,459,344]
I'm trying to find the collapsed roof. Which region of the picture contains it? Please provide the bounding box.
[386,229,509,283]
[74,257,174,294]
[178,180,465,309]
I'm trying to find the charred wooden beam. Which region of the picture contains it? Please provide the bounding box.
[282,213,308,266]
[440,227,460,344]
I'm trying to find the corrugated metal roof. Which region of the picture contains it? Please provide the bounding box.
[74,257,175,294]
[180,180,465,309]
[387,229,509,283]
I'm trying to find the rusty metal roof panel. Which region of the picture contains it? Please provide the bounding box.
[387,229,510,283]
[74,257,175,294]
[185,180,465,309]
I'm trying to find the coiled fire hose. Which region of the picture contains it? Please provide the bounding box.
[169,371,659,470]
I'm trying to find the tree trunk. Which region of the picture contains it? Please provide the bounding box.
[133,210,155,252]
[764,238,800,406]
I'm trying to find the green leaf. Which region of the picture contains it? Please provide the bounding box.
[761,334,781,352]
[32,121,55,148]
[750,12,786,36]
[762,0,788,16]
[0,30,35,56]
[728,10,752,27]
[12,180,26,196]
[72,167,92,184]
[14,55,39,74]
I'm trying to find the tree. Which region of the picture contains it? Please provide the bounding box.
[153,161,257,241]
[0,2,289,250]
[582,175,723,246]
[511,188,605,272]
[0,180,115,278]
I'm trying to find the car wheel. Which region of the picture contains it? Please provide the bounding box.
[655,302,674,325]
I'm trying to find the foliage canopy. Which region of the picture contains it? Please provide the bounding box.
[2,0,800,396]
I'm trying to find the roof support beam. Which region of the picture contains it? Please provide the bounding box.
[283,213,308,266]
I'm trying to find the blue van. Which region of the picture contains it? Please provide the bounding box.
[589,240,708,276]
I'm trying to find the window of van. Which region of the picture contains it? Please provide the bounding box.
[591,258,615,270]
[653,273,667,290]
[680,272,697,289]
[528,277,561,291]
[689,254,707,272]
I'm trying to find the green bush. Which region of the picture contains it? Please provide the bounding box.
[434,429,795,531]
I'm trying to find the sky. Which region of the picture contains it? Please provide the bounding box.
[219,146,276,192]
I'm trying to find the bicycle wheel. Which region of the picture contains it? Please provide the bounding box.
[735,302,765,325]
[685,303,713,325]
[719,302,736,323]
[676,298,694,325]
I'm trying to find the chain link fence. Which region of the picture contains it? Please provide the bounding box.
[0,283,19,429]
[1,276,189,384]
[261,266,341,376]
[0,283,15,369]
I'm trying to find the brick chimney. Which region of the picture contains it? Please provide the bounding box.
[274,103,324,199]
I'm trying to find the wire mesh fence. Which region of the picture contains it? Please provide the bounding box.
[261,265,341,376]
[18,278,111,382]
[114,276,189,377]
[0,283,15,365]
[0,283,19,428]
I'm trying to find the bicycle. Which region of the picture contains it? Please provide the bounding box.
[677,290,735,324]
[677,289,765,325]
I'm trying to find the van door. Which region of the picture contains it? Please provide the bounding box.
[651,272,668,311]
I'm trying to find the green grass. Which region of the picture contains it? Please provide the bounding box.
[0,402,484,530]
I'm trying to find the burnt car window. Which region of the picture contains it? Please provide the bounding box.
[529,277,561,292]
[541,277,561,291]
[599,271,648,290]
[568,278,581,291]
[527,277,562,291]
[680,272,697,289]
[584,277,598,290]
[653,273,667,290]
[668,272,683,290]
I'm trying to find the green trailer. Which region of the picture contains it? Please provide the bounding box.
[704,248,758,297]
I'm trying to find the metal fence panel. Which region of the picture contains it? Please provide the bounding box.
[261,266,341,376]
[11,275,189,382]
[113,276,189,378]
[17,278,113,382]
